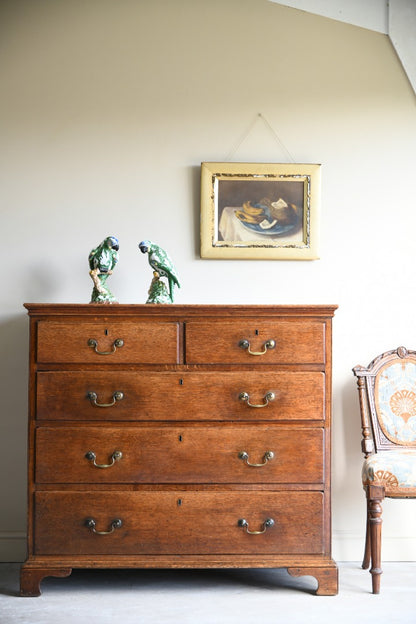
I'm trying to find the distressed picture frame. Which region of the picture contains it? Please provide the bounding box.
[200,162,320,260]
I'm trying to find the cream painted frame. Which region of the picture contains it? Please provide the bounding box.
[200,162,320,260]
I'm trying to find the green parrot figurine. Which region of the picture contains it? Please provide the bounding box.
[138,240,180,304]
[88,236,119,304]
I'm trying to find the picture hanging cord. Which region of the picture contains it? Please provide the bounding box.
[224,112,295,163]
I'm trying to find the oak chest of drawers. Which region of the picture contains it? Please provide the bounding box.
[20,304,338,596]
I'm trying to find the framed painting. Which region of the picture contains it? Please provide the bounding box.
[200,162,320,260]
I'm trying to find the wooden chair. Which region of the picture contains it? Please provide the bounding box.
[353,346,416,593]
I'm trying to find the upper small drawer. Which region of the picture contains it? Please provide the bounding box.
[36,321,180,364]
[185,320,325,365]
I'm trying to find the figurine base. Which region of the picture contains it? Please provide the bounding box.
[146,273,172,304]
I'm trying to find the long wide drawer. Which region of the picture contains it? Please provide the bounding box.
[35,425,324,484]
[36,321,180,364]
[185,320,325,364]
[36,371,325,421]
[34,490,324,555]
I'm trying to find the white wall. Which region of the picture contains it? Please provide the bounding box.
[1,0,416,562]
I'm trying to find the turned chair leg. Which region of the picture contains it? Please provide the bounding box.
[362,506,371,570]
[367,484,385,594]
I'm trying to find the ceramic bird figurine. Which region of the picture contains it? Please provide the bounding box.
[138,240,180,303]
[88,236,119,304]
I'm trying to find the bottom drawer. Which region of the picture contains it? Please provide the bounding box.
[34,490,324,555]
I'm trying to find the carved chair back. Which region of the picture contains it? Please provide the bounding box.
[354,346,416,455]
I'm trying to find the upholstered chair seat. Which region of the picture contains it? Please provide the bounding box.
[353,346,416,594]
[362,449,416,495]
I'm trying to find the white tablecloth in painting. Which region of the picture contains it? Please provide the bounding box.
[218,206,300,243]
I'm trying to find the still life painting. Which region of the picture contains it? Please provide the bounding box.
[200,162,320,260]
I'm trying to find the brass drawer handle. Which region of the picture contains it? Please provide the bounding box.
[85,518,123,535]
[238,450,274,467]
[238,518,275,535]
[239,391,275,408]
[87,391,124,407]
[239,339,275,356]
[87,338,124,355]
[85,450,123,468]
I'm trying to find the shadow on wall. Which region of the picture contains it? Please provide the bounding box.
[335,375,364,496]
[21,260,63,304]
[342,374,363,457]
[0,315,29,533]
[190,165,202,259]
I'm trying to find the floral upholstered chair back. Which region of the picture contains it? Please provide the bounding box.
[369,347,416,450]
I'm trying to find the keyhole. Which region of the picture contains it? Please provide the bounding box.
[255,329,259,335]
[177,499,182,506]
[179,435,183,442]
[179,378,184,385]
[104,329,109,336]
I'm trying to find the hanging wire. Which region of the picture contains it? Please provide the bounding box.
[224,114,260,161]
[224,112,295,163]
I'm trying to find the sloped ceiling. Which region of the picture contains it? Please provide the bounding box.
[270,0,416,94]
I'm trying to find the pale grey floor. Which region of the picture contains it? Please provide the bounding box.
[1,562,415,624]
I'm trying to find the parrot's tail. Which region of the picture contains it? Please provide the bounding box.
[168,277,178,303]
